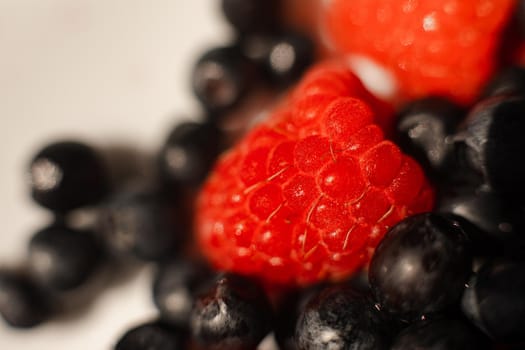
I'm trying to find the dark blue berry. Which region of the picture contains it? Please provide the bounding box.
[390,318,490,350]
[396,96,464,180]
[28,224,103,290]
[295,285,392,350]
[158,121,222,190]
[192,46,254,113]
[29,141,109,213]
[462,259,525,343]
[221,0,279,35]
[274,284,326,350]
[190,273,273,350]
[369,213,472,321]
[453,96,525,201]
[98,189,184,261]
[115,320,186,350]
[480,66,525,99]
[0,270,53,328]
[261,32,314,87]
[438,189,525,258]
[153,259,212,328]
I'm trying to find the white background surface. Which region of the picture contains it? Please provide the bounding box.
[0,1,231,348]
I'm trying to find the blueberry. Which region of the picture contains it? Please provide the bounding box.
[480,66,525,99]
[369,213,472,321]
[396,97,464,179]
[295,284,392,350]
[115,320,186,350]
[98,189,184,261]
[28,224,103,290]
[453,96,525,201]
[390,318,490,350]
[221,0,280,35]
[438,189,525,258]
[158,121,222,190]
[190,273,273,350]
[29,141,109,212]
[0,270,53,328]
[153,259,212,328]
[192,46,254,114]
[261,32,314,87]
[461,259,525,343]
[274,284,325,350]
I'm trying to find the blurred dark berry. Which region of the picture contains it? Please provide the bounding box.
[28,224,103,290]
[153,259,212,328]
[158,121,222,191]
[369,213,472,321]
[221,0,280,35]
[462,259,525,343]
[453,96,525,201]
[192,46,254,114]
[98,189,184,261]
[295,285,392,350]
[0,270,53,328]
[480,66,525,99]
[396,96,464,179]
[115,320,186,350]
[29,141,109,213]
[262,32,314,87]
[190,273,273,350]
[390,318,490,350]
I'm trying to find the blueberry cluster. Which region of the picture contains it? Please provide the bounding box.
[193,0,314,119]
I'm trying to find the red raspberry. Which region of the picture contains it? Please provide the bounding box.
[196,62,434,286]
[322,0,515,105]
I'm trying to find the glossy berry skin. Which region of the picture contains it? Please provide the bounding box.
[28,224,102,291]
[274,284,326,350]
[396,96,464,179]
[462,259,525,343]
[221,0,279,35]
[390,318,490,350]
[158,121,222,190]
[190,273,273,350]
[115,320,186,350]
[453,96,525,201]
[98,189,183,261]
[0,271,52,328]
[192,46,254,113]
[323,0,515,105]
[153,259,212,328]
[261,32,314,87]
[196,62,434,286]
[29,141,109,212]
[295,284,392,350]
[438,189,525,258]
[369,213,472,321]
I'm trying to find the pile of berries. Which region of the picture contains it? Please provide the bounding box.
[2,0,525,349]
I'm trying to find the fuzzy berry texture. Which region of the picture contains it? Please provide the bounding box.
[196,62,434,286]
[323,0,515,105]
